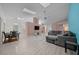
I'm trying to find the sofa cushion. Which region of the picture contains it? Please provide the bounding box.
[46,35,58,39]
[63,31,76,37]
[48,31,62,35]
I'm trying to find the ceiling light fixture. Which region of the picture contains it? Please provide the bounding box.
[17,17,25,20]
[40,3,50,8]
[23,8,36,15]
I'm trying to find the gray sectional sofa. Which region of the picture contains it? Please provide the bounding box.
[46,31,63,45]
[46,31,77,50]
[46,31,62,44]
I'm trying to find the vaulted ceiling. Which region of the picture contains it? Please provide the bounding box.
[0,3,69,25]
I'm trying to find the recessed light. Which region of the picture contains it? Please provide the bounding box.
[40,3,50,8]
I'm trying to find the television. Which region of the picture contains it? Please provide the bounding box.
[34,26,39,30]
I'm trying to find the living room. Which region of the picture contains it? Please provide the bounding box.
[0,3,79,55]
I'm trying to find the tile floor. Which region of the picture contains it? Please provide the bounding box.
[0,32,75,55]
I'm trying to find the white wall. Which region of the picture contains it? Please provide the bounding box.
[0,5,5,44]
[0,17,1,43]
[0,3,69,25]
[0,3,69,34]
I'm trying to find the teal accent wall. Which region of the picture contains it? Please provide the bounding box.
[68,3,79,44]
